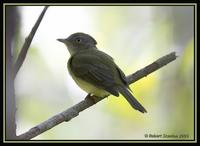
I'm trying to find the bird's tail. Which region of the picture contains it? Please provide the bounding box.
[117,86,147,113]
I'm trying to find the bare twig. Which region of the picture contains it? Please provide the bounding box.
[127,52,177,84]
[18,52,177,140]
[13,6,49,78]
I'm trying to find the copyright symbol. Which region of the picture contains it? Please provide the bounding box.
[144,134,148,138]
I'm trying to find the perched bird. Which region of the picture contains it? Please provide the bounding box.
[57,32,147,113]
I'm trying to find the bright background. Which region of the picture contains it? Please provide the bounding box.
[14,6,194,140]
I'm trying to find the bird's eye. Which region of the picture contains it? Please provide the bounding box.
[76,38,82,43]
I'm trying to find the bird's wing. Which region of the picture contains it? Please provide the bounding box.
[69,51,120,96]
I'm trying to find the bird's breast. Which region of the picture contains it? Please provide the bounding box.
[67,59,109,97]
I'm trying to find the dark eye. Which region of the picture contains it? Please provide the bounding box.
[76,38,82,43]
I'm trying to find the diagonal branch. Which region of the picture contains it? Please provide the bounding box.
[127,52,177,84]
[17,52,177,140]
[13,6,49,78]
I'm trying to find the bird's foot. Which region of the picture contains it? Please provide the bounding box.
[85,94,104,104]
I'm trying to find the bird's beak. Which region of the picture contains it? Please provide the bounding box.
[57,38,66,43]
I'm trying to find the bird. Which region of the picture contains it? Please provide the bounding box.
[57,32,147,113]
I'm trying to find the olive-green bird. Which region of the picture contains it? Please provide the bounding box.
[57,32,147,113]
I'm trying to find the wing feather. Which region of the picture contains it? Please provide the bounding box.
[70,51,119,96]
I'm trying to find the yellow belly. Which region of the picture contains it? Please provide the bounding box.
[69,69,109,97]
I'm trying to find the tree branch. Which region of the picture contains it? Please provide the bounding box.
[127,52,177,84]
[13,6,48,78]
[6,6,18,140]
[17,52,177,140]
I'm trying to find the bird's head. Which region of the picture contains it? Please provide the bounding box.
[57,32,97,55]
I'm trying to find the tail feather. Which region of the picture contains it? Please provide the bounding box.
[117,86,147,113]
